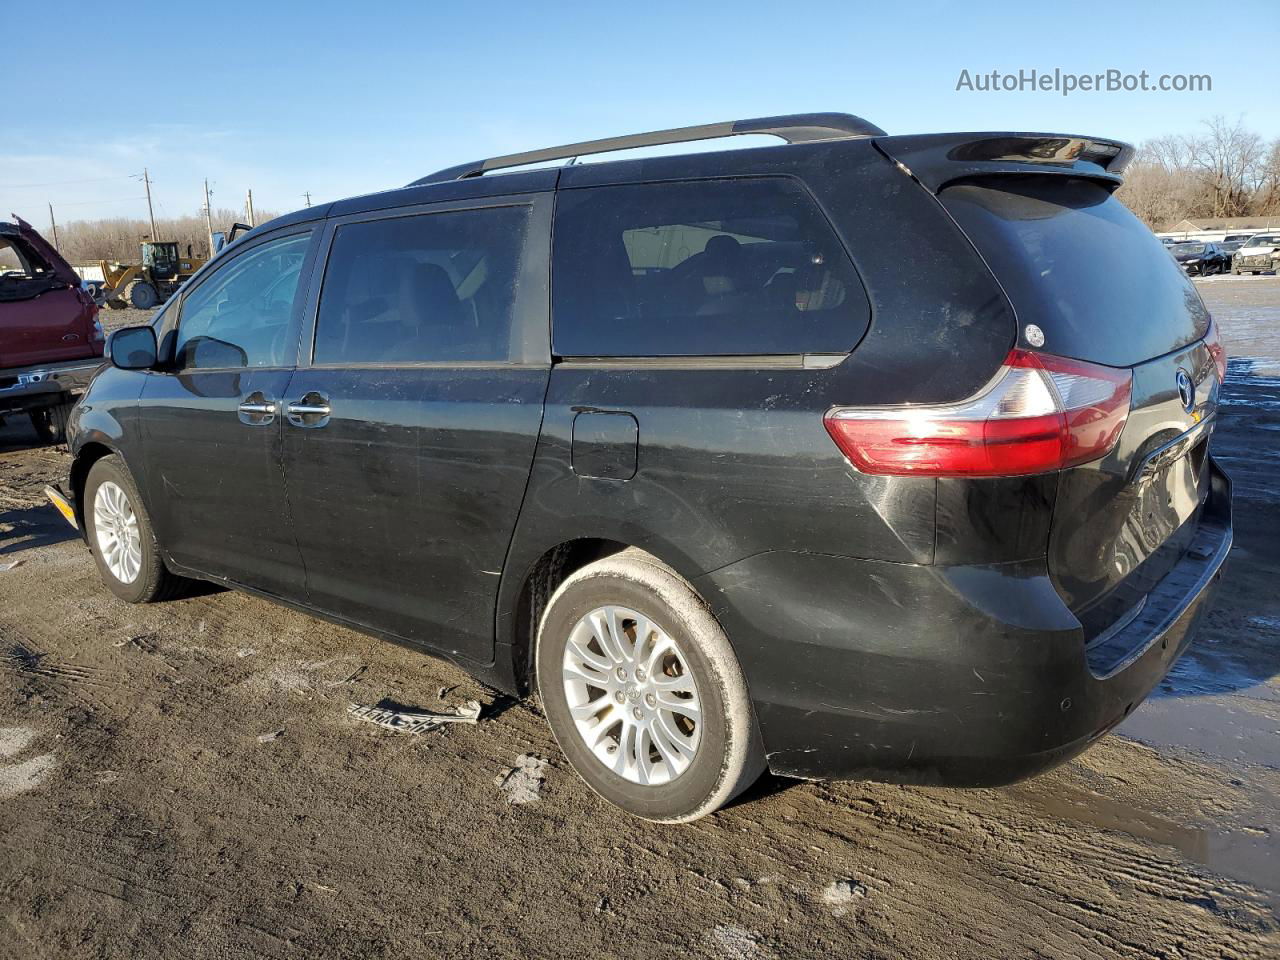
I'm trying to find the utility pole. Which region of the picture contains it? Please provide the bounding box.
[303,191,312,208]
[203,179,214,258]
[143,168,157,241]
[48,203,59,251]
[245,188,256,227]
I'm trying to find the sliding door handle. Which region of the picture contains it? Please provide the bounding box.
[286,392,331,428]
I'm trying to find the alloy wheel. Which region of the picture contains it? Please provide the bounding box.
[93,480,142,584]
[561,604,702,786]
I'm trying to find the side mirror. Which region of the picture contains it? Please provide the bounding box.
[107,325,158,370]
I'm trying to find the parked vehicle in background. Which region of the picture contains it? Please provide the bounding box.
[1218,237,1250,267]
[0,216,105,441]
[50,114,1231,822]
[1232,234,1280,275]
[1170,241,1229,275]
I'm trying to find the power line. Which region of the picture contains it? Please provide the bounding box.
[41,196,150,208]
[4,174,139,190]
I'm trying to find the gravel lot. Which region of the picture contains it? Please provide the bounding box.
[1,280,1277,959]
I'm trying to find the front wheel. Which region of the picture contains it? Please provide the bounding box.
[126,281,159,309]
[84,456,183,603]
[536,549,764,822]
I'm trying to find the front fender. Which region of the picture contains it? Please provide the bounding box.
[66,365,148,530]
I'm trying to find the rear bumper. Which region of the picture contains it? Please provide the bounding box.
[0,357,103,413]
[695,459,1232,785]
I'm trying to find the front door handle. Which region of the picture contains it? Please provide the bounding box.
[286,392,331,428]
[238,391,278,426]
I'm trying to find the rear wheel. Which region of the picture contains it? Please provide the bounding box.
[536,549,764,822]
[28,402,71,444]
[28,408,56,444]
[84,456,183,603]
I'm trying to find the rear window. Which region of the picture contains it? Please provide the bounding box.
[942,176,1209,367]
[552,178,869,357]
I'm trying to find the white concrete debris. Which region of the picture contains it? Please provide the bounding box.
[0,727,55,799]
[494,753,548,805]
[821,879,868,916]
[707,924,765,959]
[347,699,481,735]
[0,727,38,759]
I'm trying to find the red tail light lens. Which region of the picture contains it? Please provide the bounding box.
[1203,317,1227,383]
[824,350,1132,477]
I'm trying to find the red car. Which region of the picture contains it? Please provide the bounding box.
[1,215,105,441]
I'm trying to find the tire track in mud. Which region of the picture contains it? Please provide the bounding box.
[6,560,1273,960]
[2,282,1279,959]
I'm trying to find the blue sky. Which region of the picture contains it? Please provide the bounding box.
[6,0,1277,226]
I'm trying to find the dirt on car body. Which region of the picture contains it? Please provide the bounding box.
[1,283,1277,959]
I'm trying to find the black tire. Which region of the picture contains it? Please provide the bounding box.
[127,281,159,309]
[28,401,71,445]
[536,548,765,822]
[84,456,183,603]
[28,409,56,444]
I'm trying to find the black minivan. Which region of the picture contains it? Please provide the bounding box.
[51,114,1231,822]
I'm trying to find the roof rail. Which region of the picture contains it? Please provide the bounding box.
[409,112,886,186]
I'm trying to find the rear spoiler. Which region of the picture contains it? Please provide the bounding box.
[873,133,1135,193]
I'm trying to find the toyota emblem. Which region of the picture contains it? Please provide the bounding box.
[1176,369,1195,413]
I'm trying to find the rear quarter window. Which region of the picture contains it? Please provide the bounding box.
[942,176,1209,367]
[552,178,869,357]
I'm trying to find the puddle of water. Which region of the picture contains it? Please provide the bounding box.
[1152,631,1280,702]
[1220,356,1280,411]
[1016,781,1279,898]
[1118,689,1280,770]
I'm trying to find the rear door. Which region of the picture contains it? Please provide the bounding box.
[138,226,317,596]
[282,195,552,664]
[940,175,1222,635]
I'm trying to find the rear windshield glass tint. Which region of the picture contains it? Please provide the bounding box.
[942,176,1209,367]
[552,178,869,357]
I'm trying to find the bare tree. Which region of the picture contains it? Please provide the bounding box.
[1116,140,1199,228]
[1115,119,1276,228]
[1256,139,1280,215]
[1182,115,1264,218]
[32,209,277,264]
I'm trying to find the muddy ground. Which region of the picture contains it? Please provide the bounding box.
[1,282,1278,959]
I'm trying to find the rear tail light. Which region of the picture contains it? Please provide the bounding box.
[1203,316,1227,383]
[824,350,1132,477]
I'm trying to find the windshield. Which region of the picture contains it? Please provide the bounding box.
[1172,244,1206,255]
[1245,235,1280,246]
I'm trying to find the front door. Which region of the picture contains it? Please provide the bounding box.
[281,197,552,663]
[138,228,316,597]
